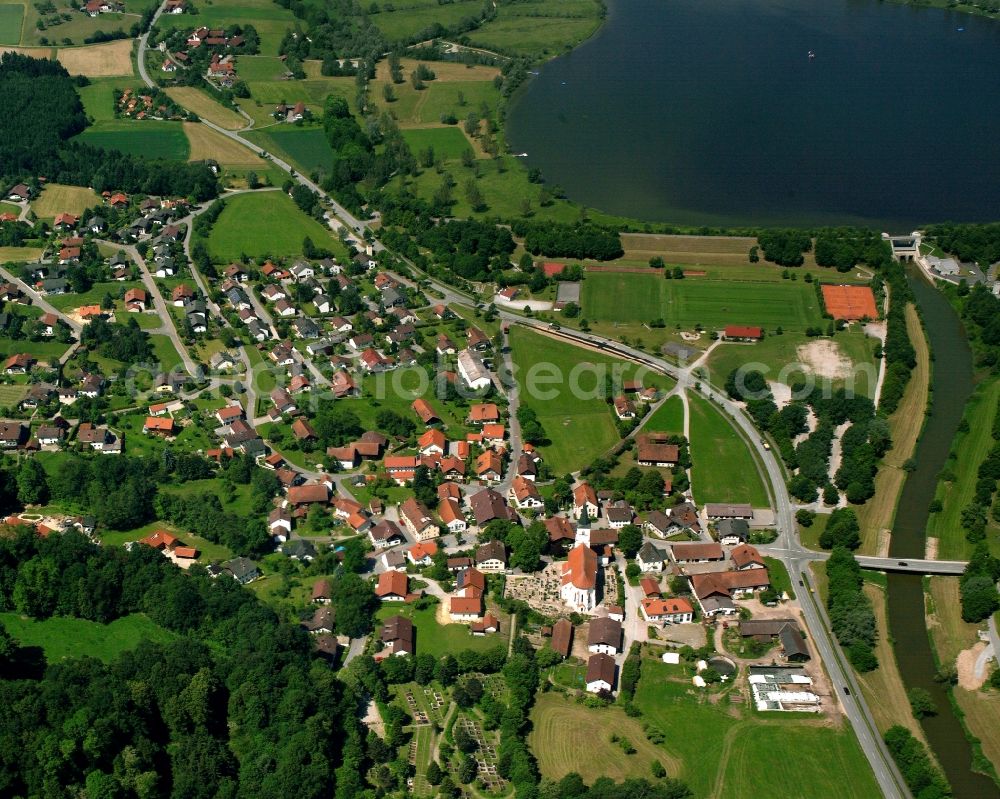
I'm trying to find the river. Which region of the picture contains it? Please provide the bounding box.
[885,266,997,798]
[506,0,1000,228]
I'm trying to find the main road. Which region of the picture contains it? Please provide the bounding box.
[138,19,909,795]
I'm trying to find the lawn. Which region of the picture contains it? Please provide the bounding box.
[643,394,684,435]
[509,326,672,474]
[400,126,472,160]
[580,272,823,333]
[207,190,338,262]
[98,518,236,563]
[688,392,769,506]
[47,280,144,312]
[31,182,102,220]
[0,383,28,407]
[0,612,175,663]
[340,369,471,437]
[762,556,795,599]
[166,87,245,130]
[0,3,23,45]
[244,126,335,176]
[706,327,880,400]
[148,334,184,372]
[374,602,506,659]
[528,691,678,783]
[631,659,880,799]
[927,377,1000,560]
[76,120,190,160]
[0,336,69,361]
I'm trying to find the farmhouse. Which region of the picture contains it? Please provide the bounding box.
[457,349,492,390]
[475,540,507,572]
[636,541,669,572]
[585,653,616,694]
[641,597,694,624]
[670,541,724,564]
[380,615,415,657]
[636,436,679,467]
[706,503,753,520]
[470,488,517,526]
[587,617,622,655]
[722,325,763,342]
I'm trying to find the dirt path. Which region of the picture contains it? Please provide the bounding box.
[958,641,989,690]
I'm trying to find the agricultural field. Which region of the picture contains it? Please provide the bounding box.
[56,40,135,77]
[244,126,335,176]
[467,0,604,57]
[370,0,482,41]
[183,122,261,165]
[509,326,671,474]
[927,377,1000,560]
[206,190,339,262]
[528,692,676,783]
[166,87,245,130]
[152,0,296,56]
[30,182,102,219]
[688,391,769,507]
[642,394,684,435]
[580,271,824,333]
[0,2,22,45]
[532,657,880,798]
[400,126,472,160]
[0,612,175,663]
[76,120,190,159]
[706,326,880,400]
[373,602,506,659]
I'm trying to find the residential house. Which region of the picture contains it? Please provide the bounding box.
[380,615,415,657]
[470,488,518,527]
[467,403,500,425]
[438,498,467,534]
[572,482,600,520]
[406,540,438,567]
[376,570,411,602]
[399,497,438,541]
[475,450,503,483]
[418,428,447,456]
[369,519,406,549]
[222,557,260,584]
[586,653,616,694]
[587,617,622,655]
[509,476,543,511]
[636,541,669,573]
[731,543,765,571]
[475,540,507,572]
[641,597,694,624]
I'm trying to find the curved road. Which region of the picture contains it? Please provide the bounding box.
[138,20,908,796]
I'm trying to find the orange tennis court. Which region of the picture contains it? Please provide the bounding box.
[821,284,878,321]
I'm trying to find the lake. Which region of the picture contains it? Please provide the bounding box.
[506,0,1000,228]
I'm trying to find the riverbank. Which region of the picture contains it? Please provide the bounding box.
[887,0,999,21]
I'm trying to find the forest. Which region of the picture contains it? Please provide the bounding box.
[0,53,218,201]
[510,220,624,261]
[0,530,346,799]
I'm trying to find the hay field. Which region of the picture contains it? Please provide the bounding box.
[168,87,245,130]
[31,183,102,219]
[184,123,261,165]
[57,40,133,77]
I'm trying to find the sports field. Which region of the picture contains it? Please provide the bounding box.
[57,40,134,77]
[400,126,472,160]
[0,3,22,45]
[0,612,175,663]
[580,272,823,332]
[207,190,338,262]
[184,122,261,165]
[77,121,190,160]
[245,126,334,175]
[31,183,102,219]
[167,87,245,130]
[509,327,671,474]
[688,392,769,506]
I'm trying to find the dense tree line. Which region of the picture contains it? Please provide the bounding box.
[825,546,878,671]
[924,222,1000,268]
[879,263,917,414]
[80,317,154,365]
[883,725,951,798]
[958,543,1000,623]
[814,229,891,272]
[1,54,218,200]
[818,507,862,550]
[409,218,516,281]
[757,229,812,266]
[0,530,344,799]
[510,220,623,260]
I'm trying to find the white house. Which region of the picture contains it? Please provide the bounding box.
[585,653,616,694]
[587,617,621,655]
[636,541,669,573]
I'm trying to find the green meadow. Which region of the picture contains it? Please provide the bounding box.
[76,120,190,160]
[0,612,175,663]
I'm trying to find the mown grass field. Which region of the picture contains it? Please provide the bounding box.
[0,336,68,361]
[510,327,671,474]
[534,658,880,798]
[954,687,1000,780]
[0,612,175,662]
[468,0,604,56]
[167,87,245,130]
[400,126,472,160]
[245,126,334,176]
[706,326,880,400]
[857,305,929,554]
[927,377,1000,560]
[47,280,144,312]
[31,182,102,219]
[0,246,43,262]
[688,392,769,506]
[207,190,337,262]
[528,692,678,783]
[581,271,823,332]
[76,120,190,159]
[0,3,22,45]
[374,602,506,659]
[643,394,684,435]
[148,334,183,372]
